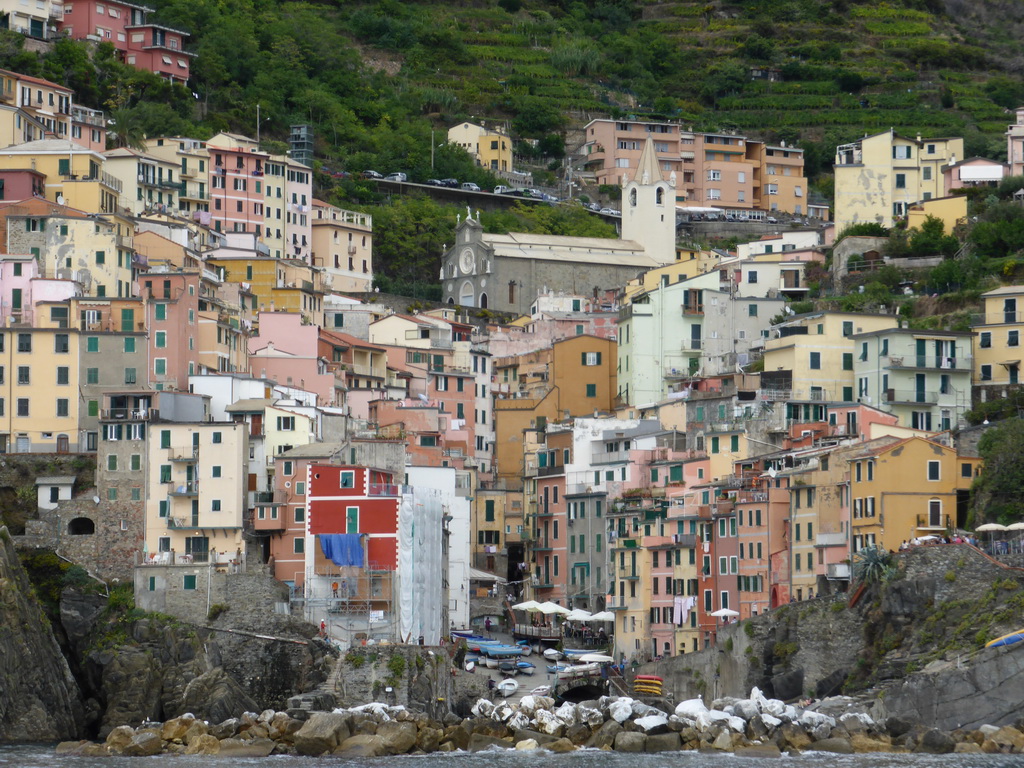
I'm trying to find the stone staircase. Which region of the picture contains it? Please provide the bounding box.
[286,653,342,719]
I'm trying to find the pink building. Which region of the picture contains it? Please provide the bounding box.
[139,270,199,390]
[942,157,1006,195]
[0,168,45,200]
[206,133,268,236]
[249,311,340,406]
[59,0,192,83]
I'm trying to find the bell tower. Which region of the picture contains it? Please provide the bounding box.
[620,136,676,264]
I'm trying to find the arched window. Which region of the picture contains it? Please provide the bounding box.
[68,517,95,536]
[479,293,488,309]
[656,186,664,205]
[629,188,637,207]
[447,297,455,305]
[459,281,475,307]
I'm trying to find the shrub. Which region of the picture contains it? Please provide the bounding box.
[207,603,229,621]
[944,571,957,582]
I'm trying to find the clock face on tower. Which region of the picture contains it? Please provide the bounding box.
[460,248,475,274]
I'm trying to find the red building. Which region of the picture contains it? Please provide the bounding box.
[59,1,193,83]
[306,464,401,570]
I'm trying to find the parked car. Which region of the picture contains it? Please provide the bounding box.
[461,182,481,192]
[362,170,383,179]
[599,207,619,215]
[425,178,444,186]
[494,185,512,195]
[587,202,602,212]
[384,172,407,182]
[440,178,460,188]
[704,212,720,221]
[737,213,750,222]
[766,215,778,224]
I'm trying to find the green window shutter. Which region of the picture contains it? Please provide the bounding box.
[485,500,495,522]
[160,429,171,448]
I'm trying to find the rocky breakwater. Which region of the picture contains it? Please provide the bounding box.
[53,686,1024,757]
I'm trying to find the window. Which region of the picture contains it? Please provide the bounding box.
[211,465,221,478]
[56,398,69,417]
[17,366,29,385]
[183,575,197,590]
[809,352,821,370]
[293,537,304,554]
[295,482,306,496]
[17,334,30,352]
[211,500,221,512]
[57,366,69,385]
[843,353,853,371]
[156,331,166,348]
[54,334,69,353]
[747,270,758,284]
[895,173,906,189]
[340,471,354,488]
[154,358,166,375]
[1010,330,1020,348]
[277,416,295,431]
[980,332,991,349]
[16,398,28,417]
[585,383,596,397]
[980,364,992,381]
[212,431,222,444]
[582,352,602,366]
[131,454,141,471]
[124,368,136,384]
[155,304,167,321]
[927,461,940,481]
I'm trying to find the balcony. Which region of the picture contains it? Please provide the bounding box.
[252,509,285,531]
[826,562,851,580]
[680,338,703,351]
[885,388,938,405]
[815,532,847,548]
[101,408,154,421]
[886,355,971,371]
[532,541,553,552]
[368,483,399,496]
[254,490,285,504]
[537,464,563,477]
[916,513,951,531]
[167,516,201,530]
[682,303,704,317]
[169,450,199,462]
[168,482,199,496]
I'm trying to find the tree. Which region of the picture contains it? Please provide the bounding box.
[853,546,894,584]
[972,418,1024,525]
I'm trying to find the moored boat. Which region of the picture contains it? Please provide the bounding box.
[986,629,1024,648]
[516,661,536,676]
[496,678,519,698]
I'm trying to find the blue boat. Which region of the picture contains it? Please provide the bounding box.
[986,629,1024,648]
[479,644,523,668]
[516,660,536,676]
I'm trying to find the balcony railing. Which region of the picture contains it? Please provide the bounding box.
[916,513,951,530]
[885,389,938,404]
[168,482,199,496]
[169,450,199,462]
[368,483,399,496]
[886,355,971,371]
[254,489,286,504]
[101,407,154,420]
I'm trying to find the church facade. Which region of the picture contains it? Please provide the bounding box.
[440,138,678,314]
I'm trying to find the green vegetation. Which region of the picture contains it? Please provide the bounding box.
[971,418,1024,525]
[207,603,229,621]
[853,545,896,585]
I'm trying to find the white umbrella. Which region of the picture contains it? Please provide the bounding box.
[976,523,1008,532]
[564,609,593,621]
[537,601,570,615]
[709,608,739,618]
[511,600,542,611]
[578,653,614,663]
[1006,522,1024,531]
[588,611,615,622]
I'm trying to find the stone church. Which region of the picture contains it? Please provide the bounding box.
[441,138,678,314]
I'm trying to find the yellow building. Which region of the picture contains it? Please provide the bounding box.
[143,137,209,217]
[621,249,721,302]
[103,147,180,216]
[447,122,512,173]
[3,200,134,298]
[0,326,80,452]
[848,436,979,554]
[834,130,964,232]
[207,233,328,325]
[493,335,618,486]
[0,138,122,214]
[973,285,1024,397]
[311,199,373,293]
[145,422,247,561]
[762,311,899,403]
[906,196,967,235]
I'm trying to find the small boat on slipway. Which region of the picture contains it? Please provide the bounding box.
[479,644,523,668]
[496,678,519,698]
[986,629,1024,648]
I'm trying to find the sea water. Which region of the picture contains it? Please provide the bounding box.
[3,745,1024,768]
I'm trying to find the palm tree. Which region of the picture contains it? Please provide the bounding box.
[106,107,146,150]
[853,545,893,585]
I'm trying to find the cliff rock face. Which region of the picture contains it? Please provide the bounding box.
[0,529,83,741]
[870,644,1024,730]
